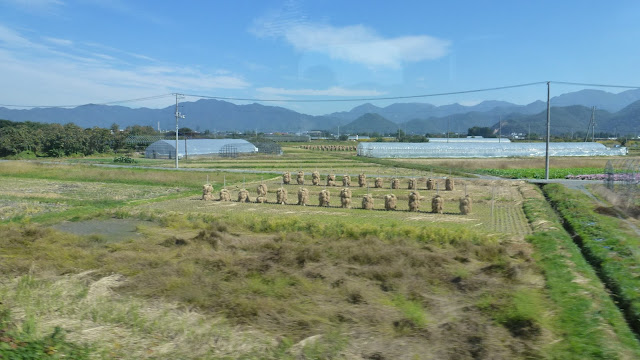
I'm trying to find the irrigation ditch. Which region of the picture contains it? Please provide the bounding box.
[537,182,640,339]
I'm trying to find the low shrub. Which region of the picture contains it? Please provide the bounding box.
[113,156,136,163]
[0,306,91,359]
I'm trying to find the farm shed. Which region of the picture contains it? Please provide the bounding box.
[145,139,258,159]
[357,142,627,158]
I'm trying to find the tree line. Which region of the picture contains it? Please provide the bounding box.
[0,120,159,157]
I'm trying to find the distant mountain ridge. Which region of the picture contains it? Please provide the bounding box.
[336,100,640,136]
[0,99,338,133]
[340,113,398,134]
[0,88,638,134]
[496,100,640,136]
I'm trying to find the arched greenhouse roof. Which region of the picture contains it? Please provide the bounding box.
[356,142,627,158]
[145,139,257,159]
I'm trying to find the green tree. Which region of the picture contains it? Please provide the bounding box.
[125,125,156,136]
[0,126,36,156]
[63,123,87,155]
[85,127,112,154]
[467,126,495,138]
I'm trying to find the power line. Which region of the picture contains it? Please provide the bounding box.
[183,81,548,103]
[0,93,174,109]
[550,81,640,89]
[1,80,640,109]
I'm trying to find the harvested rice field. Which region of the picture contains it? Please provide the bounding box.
[1,156,640,360]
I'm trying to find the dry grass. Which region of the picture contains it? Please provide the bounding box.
[135,178,532,238]
[0,209,550,359]
[395,156,636,170]
[0,161,266,188]
[3,157,638,358]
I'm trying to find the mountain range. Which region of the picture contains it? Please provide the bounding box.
[0,88,639,135]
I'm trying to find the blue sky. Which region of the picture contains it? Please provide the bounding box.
[1,0,639,115]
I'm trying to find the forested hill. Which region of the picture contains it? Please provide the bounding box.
[1,87,639,134]
[340,113,399,134]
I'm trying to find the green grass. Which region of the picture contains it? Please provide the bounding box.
[349,155,470,177]
[4,156,640,358]
[0,209,549,358]
[543,183,640,334]
[520,186,640,359]
[0,161,270,224]
[0,303,91,359]
[388,294,428,330]
[0,161,269,188]
[476,167,606,179]
[55,148,422,176]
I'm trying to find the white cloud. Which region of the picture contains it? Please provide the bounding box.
[249,0,307,38]
[43,36,73,46]
[0,24,250,107]
[257,86,384,97]
[4,0,65,15]
[286,24,449,68]
[5,0,63,6]
[0,24,38,48]
[252,16,450,68]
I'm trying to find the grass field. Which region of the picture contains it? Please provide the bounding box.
[52,146,429,177]
[1,154,640,359]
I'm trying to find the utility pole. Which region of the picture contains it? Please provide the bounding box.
[592,106,597,142]
[174,93,185,169]
[545,81,551,180]
[447,117,450,143]
[584,106,596,142]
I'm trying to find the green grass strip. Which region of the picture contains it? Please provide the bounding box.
[543,183,640,334]
[522,187,640,359]
[476,167,607,179]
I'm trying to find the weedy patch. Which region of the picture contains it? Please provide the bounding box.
[0,211,550,359]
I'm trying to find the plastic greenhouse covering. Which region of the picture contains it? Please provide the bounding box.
[357,142,627,158]
[145,139,257,159]
[427,137,511,143]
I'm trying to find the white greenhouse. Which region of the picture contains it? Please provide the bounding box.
[145,139,258,159]
[427,137,511,143]
[357,142,627,158]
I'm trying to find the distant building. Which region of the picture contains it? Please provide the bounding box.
[263,134,311,142]
[145,139,257,159]
[347,135,370,141]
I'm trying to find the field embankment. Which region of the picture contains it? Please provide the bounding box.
[542,183,640,335]
[520,185,640,358]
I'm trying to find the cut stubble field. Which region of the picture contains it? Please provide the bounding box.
[1,157,640,359]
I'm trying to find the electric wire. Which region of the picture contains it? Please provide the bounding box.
[550,81,640,89]
[1,81,640,108]
[0,93,174,109]
[183,82,548,103]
